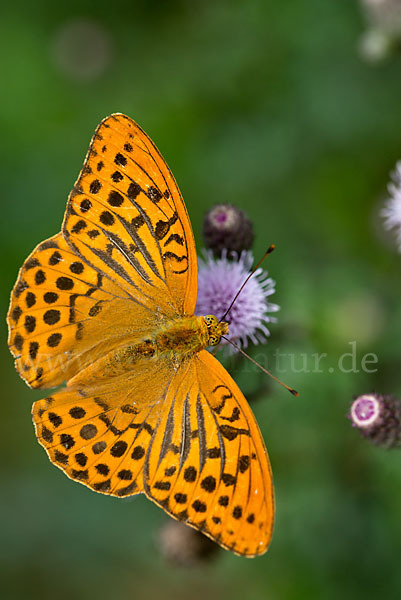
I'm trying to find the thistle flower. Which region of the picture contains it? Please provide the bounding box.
[359,0,401,62]
[349,393,401,448]
[361,0,401,35]
[202,204,254,257]
[382,161,401,250]
[196,250,279,350]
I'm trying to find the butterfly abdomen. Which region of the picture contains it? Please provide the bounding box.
[67,317,208,386]
[68,340,156,386]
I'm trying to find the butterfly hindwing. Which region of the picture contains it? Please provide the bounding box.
[32,349,274,556]
[143,350,274,557]
[32,357,177,497]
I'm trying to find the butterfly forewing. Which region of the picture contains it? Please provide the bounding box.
[7,233,152,388]
[32,358,176,497]
[8,114,198,388]
[63,114,197,316]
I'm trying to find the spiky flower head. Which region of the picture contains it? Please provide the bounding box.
[361,0,401,36]
[158,520,218,566]
[382,161,401,250]
[202,204,254,257]
[349,393,401,448]
[195,250,279,351]
[359,0,401,63]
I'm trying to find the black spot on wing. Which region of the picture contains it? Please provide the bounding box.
[184,466,197,482]
[71,220,87,234]
[220,424,250,441]
[206,447,221,459]
[14,333,24,351]
[212,385,233,414]
[220,407,241,423]
[111,171,123,183]
[239,455,250,473]
[162,251,188,274]
[154,480,170,491]
[26,292,36,308]
[127,182,141,200]
[148,186,162,203]
[114,152,127,167]
[154,212,178,241]
[165,233,184,246]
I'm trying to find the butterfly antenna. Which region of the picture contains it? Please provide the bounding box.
[218,245,275,324]
[222,336,299,397]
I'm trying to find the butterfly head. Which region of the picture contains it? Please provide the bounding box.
[203,315,229,347]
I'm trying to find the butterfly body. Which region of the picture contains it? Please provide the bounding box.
[69,314,227,387]
[7,114,274,557]
[154,314,228,357]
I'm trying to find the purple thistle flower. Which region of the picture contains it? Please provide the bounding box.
[349,393,401,448]
[382,161,401,250]
[202,204,254,257]
[195,250,279,351]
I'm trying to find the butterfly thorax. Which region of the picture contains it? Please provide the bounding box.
[154,314,228,358]
[68,315,228,387]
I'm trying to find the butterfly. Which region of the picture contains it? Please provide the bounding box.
[7,114,274,557]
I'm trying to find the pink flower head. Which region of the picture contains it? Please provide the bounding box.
[195,250,279,351]
[349,393,401,448]
[202,204,254,257]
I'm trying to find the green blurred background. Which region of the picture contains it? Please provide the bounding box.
[2,1,401,598]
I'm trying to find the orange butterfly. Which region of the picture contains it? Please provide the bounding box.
[7,114,274,557]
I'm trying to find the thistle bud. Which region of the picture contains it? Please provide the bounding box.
[349,393,401,448]
[202,204,254,256]
[158,519,218,566]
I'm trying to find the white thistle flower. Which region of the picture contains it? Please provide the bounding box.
[382,161,401,250]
